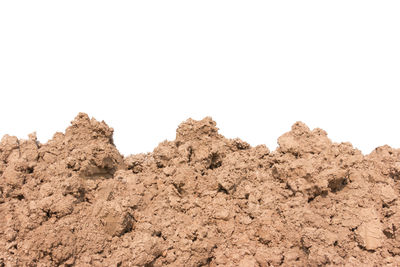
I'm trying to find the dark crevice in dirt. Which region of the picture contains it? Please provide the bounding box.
[172,182,184,195]
[15,194,24,201]
[152,230,162,238]
[217,184,229,194]
[26,166,34,174]
[198,255,215,267]
[258,237,271,246]
[300,237,311,255]
[285,182,296,196]
[45,209,53,219]
[328,176,349,193]
[187,146,193,163]
[307,190,328,203]
[208,152,222,170]
[384,229,394,239]
[307,196,315,203]
[144,254,162,267]
[357,244,377,253]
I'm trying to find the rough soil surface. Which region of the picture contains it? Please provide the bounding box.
[1,113,400,266]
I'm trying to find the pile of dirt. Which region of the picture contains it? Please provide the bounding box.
[1,113,399,266]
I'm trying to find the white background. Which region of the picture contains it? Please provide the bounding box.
[0,1,399,156]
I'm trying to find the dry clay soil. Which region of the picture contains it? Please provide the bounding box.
[1,113,400,266]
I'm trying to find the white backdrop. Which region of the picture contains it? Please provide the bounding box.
[1,1,399,156]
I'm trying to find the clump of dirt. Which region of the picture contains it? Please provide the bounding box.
[1,113,400,266]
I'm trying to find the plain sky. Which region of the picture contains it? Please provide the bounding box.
[0,1,399,156]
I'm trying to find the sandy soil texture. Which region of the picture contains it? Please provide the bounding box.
[1,113,399,266]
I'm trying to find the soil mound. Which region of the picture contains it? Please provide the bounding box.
[1,114,399,266]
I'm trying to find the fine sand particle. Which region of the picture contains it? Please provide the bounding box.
[1,113,400,266]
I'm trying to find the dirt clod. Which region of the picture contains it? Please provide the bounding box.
[1,114,400,266]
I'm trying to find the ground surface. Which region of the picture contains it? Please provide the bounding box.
[1,113,400,266]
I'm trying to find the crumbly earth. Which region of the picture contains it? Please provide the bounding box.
[1,113,400,266]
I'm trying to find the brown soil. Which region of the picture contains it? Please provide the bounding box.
[1,113,400,266]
